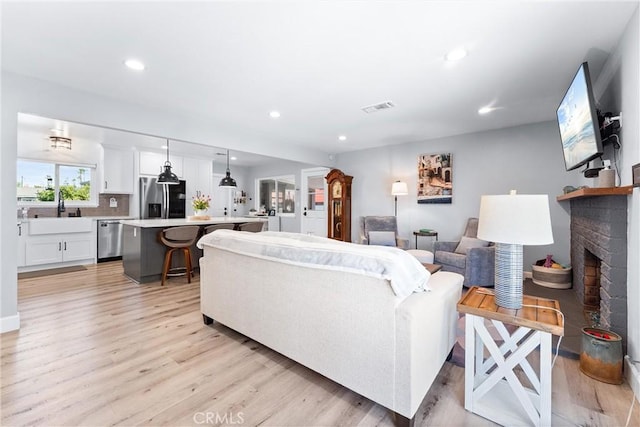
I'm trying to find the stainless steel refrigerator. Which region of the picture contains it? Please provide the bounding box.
[140,177,187,219]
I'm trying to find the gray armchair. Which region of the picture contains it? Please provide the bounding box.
[433,218,495,287]
[359,216,409,249]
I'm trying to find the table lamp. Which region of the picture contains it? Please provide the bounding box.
[391,180,408,216]
[477,191,554,309]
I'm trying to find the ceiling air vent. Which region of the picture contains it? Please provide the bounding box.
[361,101,395,114]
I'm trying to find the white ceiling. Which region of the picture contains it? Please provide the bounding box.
[2,1,638,160]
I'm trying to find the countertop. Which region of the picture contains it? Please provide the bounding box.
[18,216,135,224]
[121,217,267,228]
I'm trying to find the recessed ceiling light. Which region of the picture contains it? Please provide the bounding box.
[269,111,281,118]
[161,145,168,150]
[478,106,494,115]
[124,59,145,71]
[445,48,467,62]
[230,156,237,161]
[338,135,347,141]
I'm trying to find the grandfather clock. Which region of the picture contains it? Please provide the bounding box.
[325,168,353,242]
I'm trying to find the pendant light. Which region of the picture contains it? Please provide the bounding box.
[50,136,72,150]
[219,149,237,188]
[157,139,180,185]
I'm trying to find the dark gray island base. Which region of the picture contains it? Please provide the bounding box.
[122,224,171,283]
[121,218,266,283]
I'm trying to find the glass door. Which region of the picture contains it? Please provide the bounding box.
[300,168,328,236]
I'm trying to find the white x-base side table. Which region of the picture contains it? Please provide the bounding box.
[457,287,564,427]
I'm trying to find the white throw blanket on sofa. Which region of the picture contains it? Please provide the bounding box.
[197,230,430,299]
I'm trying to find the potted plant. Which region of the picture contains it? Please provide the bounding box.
[192,191,211,216]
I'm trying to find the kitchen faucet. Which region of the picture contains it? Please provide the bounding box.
[57,191,65,217]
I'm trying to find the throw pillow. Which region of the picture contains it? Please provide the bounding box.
[368,231,397,247]
[454,236,489,255]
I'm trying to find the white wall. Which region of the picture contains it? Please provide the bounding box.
[336,121,572,269]
[599,6,640,398]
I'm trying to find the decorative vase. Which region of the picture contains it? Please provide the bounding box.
[194,209,207,217]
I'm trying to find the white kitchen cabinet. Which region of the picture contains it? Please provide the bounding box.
[183,157,212,215]
[25,237,63,265]
[17,222,28,267]
[25,232,95,266]
[101,147,134,193]
[139,151,183,178]
[61,234,95,262]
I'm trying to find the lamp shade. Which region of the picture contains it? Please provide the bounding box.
[157,162,179,185]
[391,181,408,196]
[218,149,237,188]
[219,171,237,188]
[157,140,180,185]
[477,193,553,245]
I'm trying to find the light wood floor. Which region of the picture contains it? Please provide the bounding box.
[2,262,638,426]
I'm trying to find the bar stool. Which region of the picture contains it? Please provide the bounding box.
[238,222,264,232]
[204,223,236,234]
[158,225,200,286]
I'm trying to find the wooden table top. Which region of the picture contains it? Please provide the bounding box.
[422,263,442,274]
[457,286,564,336]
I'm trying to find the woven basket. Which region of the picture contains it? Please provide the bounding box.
[531,264,572,289]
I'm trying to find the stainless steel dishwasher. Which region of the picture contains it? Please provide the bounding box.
[97,219,123,262]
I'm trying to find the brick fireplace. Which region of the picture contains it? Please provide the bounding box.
[568,192,628,346]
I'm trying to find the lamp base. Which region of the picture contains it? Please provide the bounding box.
[494,242,523,309]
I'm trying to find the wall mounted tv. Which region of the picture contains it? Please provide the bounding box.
[556,62,604,171]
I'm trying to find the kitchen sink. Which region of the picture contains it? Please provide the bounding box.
[29,217,93,235]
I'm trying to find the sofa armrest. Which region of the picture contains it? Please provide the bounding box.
[394,271,464,418]
[433,241,458,253]
[466,246,495,287]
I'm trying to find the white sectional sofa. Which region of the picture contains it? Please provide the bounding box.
[197,230,464,426]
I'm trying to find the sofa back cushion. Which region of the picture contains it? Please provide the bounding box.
[198,230,430,299]
[454,236,489,255]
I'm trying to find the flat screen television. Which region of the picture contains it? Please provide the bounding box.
[556,62,604,171]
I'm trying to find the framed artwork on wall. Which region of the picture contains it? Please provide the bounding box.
[417,153,453,204]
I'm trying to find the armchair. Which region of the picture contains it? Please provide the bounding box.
[359,216,409,249]
[433,218,495,287]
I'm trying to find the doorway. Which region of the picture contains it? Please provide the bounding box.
[300,167,329,237]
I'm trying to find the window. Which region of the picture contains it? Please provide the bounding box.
[17,159,97,206]
[257,175,296,214]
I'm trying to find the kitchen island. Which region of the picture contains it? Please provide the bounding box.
[121,217,267,284]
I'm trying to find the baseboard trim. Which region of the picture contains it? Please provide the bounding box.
[1,313,21,333]
[625,356,640,403]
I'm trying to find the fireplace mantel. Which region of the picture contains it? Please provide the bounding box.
[556,185,633,201]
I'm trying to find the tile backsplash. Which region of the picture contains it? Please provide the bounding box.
[25,194,131,218]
